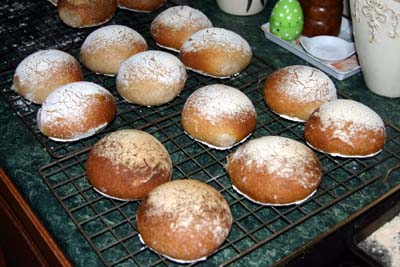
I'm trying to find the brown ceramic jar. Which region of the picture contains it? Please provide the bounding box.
[299,0,343,37]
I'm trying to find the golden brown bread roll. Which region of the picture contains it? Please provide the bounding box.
[181,84,256,149]
[227,136,322,205]
[80,25,147,75]
[304,99,386,157]
[137,179,232,263]
[117,0,166,12]
[12,49,83,104]
[37,81,116,141]
[151,6,212,51]
[264,65,337,122]
[116,50,187,106]
[58,0,117,28]
[179,27,252,78]
[86,129,172,200]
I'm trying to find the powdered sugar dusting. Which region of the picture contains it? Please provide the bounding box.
[93,129,171,173]
[184,84,256,124]
[38,81,112,128]
[274,65,337,103]
[358,213,400,267]
[180,27,251,55]
[117,50,186,86]
[151,6,212,31]
[231,136,321,189]
[81,25,146,53]
[146,179,232,244]
[14,49,78,87]
[315,99,385,145]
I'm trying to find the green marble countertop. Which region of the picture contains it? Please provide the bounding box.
[0,0,399,266]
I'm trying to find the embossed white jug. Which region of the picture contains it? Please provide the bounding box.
[350,0,400,97]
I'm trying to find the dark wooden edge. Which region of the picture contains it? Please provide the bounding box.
[0,168,72,267]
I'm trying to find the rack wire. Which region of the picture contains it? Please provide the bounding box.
[38,107,400,267]
[2,0,400,266]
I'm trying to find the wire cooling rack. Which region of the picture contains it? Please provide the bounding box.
[0,0,273,159]
[38,100,400,267]
[2,0,400,266]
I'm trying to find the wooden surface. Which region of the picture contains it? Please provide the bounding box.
[0,168,72,267]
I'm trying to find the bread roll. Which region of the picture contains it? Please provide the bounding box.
[58,0,117,28]
[37,81,116,141]
[117,0,165,12]
[116,50,187,106]
[137,179,232,263]
[227,136,322,205]
[80,25,147,75]
[304,99,386,157]
[13,49,83,104]
[86,129,172,200]
[181,84,256,149]
[264,65,337,122]
[151,6,212,51]
[180,27,252,78]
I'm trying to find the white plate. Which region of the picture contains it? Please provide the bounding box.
[299,35,356,64]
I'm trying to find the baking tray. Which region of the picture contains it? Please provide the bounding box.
[347,185,400,267]
[261,17,361,81]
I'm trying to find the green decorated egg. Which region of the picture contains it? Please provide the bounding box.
[270,0,304,41]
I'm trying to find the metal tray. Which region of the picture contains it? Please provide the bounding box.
[348,184,400,267]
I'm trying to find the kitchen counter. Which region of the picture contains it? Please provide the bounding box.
[0,0,399,266]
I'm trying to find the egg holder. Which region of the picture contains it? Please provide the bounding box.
[261,17,361,80]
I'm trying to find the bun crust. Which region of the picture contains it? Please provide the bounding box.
[58,0,117,28]
[264,65,337,122]
[180,28,252,78]
[117,0,166,12]
[151,6,212,51]
[86,129,172,200]
[116,51,187,106]
[137,179,232,262]
[181,84,256,149]
[13,50,83,104]
[37,82,116,141]
[80,25,147,75]
[227,136,322,205]
[304,99,386,157]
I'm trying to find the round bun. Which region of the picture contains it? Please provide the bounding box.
[227,136,322,205]
[304,99,386,157]
[86,129,172,200]
[116,50,187,106]
[137,179,232,263]
[37,81,116,141]
[180,27,252,78]
[151,6,212,51]
[264,65,337,122]
[80,25,147,75]
[13,49,83,104]
[181,84,256,149]
[117,0,166,12]
[58,0,117,28]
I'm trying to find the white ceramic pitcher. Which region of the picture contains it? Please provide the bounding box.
[216,0,267,16]
[350,0,400,98]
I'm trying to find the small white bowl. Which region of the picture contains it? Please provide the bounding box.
[299,35,356,64]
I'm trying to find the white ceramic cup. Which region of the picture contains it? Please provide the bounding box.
[350,0,400,98]
[216,0,267,16]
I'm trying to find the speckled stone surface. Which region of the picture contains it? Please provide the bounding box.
[0,0,399,267]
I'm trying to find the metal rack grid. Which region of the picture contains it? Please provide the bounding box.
[0,0,273,159]
[38,98,400,266]
[2,0,400,266]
